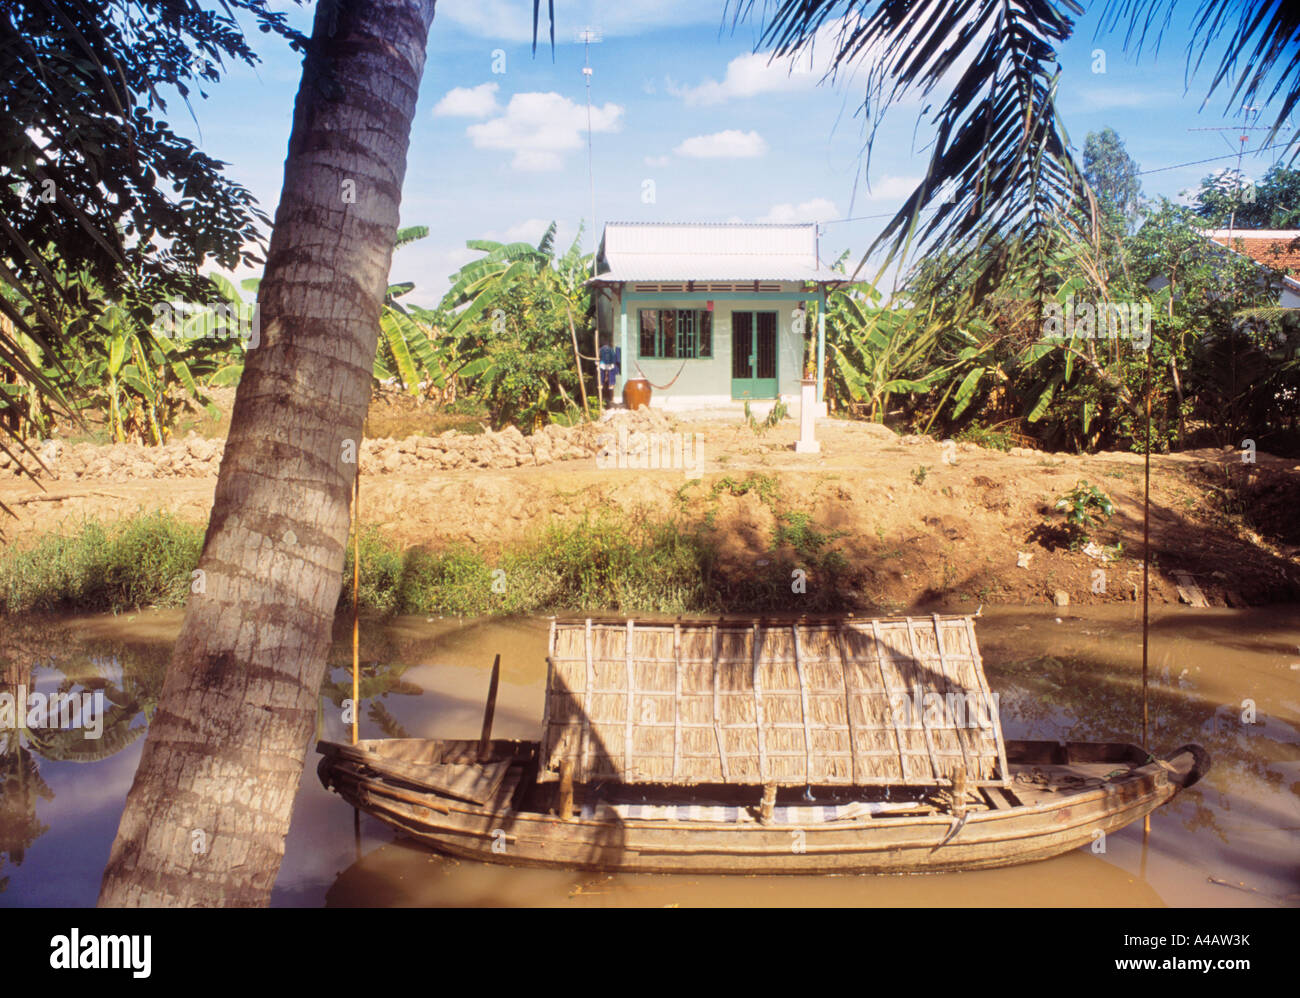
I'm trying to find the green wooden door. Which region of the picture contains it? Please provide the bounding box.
[731,311,778,399]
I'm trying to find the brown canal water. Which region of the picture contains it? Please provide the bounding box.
[1,605,1296,907]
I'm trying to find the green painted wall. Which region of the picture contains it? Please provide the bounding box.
[617,293,812,405]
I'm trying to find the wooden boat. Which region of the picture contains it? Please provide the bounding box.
[317,615,1210,874]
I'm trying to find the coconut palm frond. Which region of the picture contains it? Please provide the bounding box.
[735,0,1300,295]
[736,0,1093,290]
[25,718,146,763]
[367,701,410,740]
[1098,0,1300,158]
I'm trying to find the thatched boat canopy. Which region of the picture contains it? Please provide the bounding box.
[541,615,1009,789]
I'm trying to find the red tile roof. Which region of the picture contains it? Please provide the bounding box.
[1206,230,1300,274]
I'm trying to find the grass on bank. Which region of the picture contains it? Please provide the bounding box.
[0,511,203,614]
[1,508,856,617]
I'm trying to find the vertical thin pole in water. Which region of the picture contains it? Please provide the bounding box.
[1142,339,1152,836]
[351,468,360,747]
[478,653,501,762]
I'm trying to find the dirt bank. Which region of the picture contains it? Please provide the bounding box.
[2,409,1297,610]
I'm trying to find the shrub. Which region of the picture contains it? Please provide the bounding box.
[0,512,202,614]
[1052,480,1116,547]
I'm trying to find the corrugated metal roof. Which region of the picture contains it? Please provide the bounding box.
[590,222,844,284]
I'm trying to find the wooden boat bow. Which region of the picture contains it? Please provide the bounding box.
[1161,743,1212,791]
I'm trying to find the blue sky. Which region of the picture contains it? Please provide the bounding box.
[185,1,1298,306]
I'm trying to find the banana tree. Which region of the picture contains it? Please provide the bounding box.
[98,304,223,444]
[442,232,553,340]
[537,223,596,417]
[193,274,259,386]
[827,285,944,421]
[95,305,144,443]
[375,226,486,399]
[438,222,593,427]
[0,319,56,441]
[375,225,428,394]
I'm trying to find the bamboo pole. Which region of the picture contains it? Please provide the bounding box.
[351,467,360,746]
[759,783,777,825]
[478,654,501,761]
[1142,338,1152,835]
[567,307,591,419]
[558,759,575,821]
[1142,341,1151,750]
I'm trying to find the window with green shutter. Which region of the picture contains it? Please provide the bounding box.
[637,309,712,358]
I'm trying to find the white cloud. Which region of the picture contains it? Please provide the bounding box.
[644,154,670,167]
[466,91,623,171]
[669,52,822,106]
[486,218,573,247]
[667,18,848,106]
[863,175,922,200]
[388,244,480,306]
[429,245,479,277]
[433,82,501,118]
[759,198,839,223]
[667,13,982,111]
[674,129,768,159]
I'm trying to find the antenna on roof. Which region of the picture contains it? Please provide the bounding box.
[577,26,603,274]
[1228,107,1262,243]
[1190,106,1264,244]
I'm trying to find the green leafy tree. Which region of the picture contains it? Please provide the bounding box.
[1248,166,1300,228]
[1128,199,1293,447]
[1083,128,1143,230]
[1196,165,1300,229]
[442,223,594,429]
[0,0,305,460]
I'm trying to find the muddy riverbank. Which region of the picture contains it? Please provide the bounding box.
[2,412,1297,611]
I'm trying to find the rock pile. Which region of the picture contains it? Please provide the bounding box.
[0,407,675,482]
[0,436,223,482]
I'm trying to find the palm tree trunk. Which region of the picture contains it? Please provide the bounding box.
[97,0,437,907]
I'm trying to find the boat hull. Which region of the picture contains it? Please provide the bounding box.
[318,739,1208,875]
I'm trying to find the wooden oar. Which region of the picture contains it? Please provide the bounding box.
[478,653,501,761]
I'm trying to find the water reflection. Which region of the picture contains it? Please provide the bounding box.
[0,617,167,895]
[0,606,1295,907]
[322,836,1174,908]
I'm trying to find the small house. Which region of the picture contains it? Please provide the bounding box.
[588,222,845,413]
